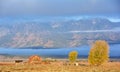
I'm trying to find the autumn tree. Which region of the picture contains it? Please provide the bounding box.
[69,51,78,63]
[88,40,109,66]
[28,55,42,64]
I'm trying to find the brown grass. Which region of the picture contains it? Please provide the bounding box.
[0,62,15,65]
[0,62,120,72]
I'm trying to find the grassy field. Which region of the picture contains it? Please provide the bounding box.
[0,61,120,72]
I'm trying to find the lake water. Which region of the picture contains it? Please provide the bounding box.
[0,44,120,59]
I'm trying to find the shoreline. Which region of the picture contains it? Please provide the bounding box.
[0,58,120,62]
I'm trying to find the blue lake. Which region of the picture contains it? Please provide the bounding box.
[0,44,120,58]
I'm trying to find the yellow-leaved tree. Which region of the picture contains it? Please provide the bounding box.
[69,51,78,63]
[88,40,109,66]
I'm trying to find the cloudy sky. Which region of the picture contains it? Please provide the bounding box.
[0,0,120,19]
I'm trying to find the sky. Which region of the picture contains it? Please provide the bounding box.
[0,0,120,20]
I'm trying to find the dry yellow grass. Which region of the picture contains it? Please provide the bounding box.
[0,62,120,72]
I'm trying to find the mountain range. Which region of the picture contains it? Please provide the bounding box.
[0,18,120,48]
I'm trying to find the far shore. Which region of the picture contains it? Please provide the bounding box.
[0,58,120,62]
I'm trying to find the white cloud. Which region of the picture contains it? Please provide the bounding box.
[68,29,120,33]
[108,18,120,22]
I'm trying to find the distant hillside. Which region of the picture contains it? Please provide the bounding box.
[0,18,120,48]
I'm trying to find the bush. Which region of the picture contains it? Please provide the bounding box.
[88,40,109,66]
[28,55,42,64]
[69,51,78,63]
